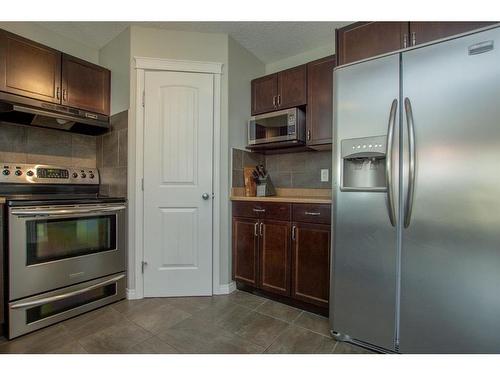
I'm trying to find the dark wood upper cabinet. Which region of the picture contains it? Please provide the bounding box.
[251,65,307,115]
[232,217,259,287]
[251,73,278,115]
[291,222,331,308]
[277,64,307,110]
[336,22,408,66]
[259,219,291,296]
[0,30,61,104]
[306,55,335,147]
[62,54,110,115]
[409,22,496,46]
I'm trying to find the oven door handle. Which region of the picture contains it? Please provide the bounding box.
[10,205,127,217]
[10,274,125,310]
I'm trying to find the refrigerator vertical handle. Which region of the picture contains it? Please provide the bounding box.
[386,99,398,227]
[404,97,416,228]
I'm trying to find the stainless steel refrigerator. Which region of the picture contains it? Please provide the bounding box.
[331,25,500,353]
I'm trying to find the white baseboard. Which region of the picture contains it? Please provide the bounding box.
[214,282,236,295]
[126,288,140,300]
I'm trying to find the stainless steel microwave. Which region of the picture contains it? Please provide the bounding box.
[248,107,306,148]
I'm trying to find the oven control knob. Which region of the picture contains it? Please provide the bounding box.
[15,170,22,176]
[81,173,87,178]
[72,172,78,178]
[27,170,34,177]
[89,173,95,179]
[2,169,10,176]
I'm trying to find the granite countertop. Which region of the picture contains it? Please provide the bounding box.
[230,188,332,204]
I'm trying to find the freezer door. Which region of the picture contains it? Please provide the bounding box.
[400,27,500,353]
[331,53,400,351]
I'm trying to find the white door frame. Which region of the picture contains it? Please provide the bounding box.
[130,57,222,299]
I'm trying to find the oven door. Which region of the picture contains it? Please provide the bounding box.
[9,203,126,300]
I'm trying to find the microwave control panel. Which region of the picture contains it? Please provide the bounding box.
[0,163,99,185]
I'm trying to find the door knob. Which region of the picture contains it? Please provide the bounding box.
[202,193,210,200]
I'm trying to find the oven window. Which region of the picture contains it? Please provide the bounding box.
[26,283,117,324]
[26,215,117,265]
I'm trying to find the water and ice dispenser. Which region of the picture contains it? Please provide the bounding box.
[340,135,387,191]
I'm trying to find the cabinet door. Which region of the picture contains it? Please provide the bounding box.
[232,217,259,286]
[62,54,110,115]
[251,74,278,115]
[259,219,291,296]
[409,22,496,46]
[0,30,61,104]
[277,64,307,109]
[306,55,335,146]
[336,22,409,66]
[291,222,330,308]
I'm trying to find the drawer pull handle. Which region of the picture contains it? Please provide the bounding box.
[304,212,321,216]
[253,208,266,212]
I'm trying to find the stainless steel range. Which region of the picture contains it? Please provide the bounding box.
[0,163,126,339]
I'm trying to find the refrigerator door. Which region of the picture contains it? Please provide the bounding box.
[331,53,400,351]
[400,27,500,353]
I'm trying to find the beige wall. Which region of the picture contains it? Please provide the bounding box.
[0,22,99,63]
[99,28,131,115]
[265,43,334,74]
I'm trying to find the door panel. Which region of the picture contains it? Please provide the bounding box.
[332,53,400,351]
[292,222,330,307]
[0,30,61,103]
[251,74,277,115]
[277,64,307,109]
[337,22,408,65]
[232,217,259,286]
[259,219,291,296]
[62,54,110,115]
[409,22,496,46]
[143,70,213,297]
[306,55,335,146]
[400,27,500,353]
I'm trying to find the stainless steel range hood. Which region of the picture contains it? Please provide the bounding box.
[0,98,109,135]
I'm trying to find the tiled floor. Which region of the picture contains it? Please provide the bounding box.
[0,290,374,354]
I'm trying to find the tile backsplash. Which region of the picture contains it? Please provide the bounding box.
[0,122,96,168]
[96,110,128,197]
[232,148,332,189]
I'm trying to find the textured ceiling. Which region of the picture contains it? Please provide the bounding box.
[35,21,350,64]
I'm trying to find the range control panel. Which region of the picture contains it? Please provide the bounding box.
[0,163,99,185]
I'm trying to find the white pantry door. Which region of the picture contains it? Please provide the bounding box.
[143,70,214,297]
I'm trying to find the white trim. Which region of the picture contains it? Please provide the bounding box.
[134,57,223,74]
[126,288,138,300]
[132,56,222,299]
[214,282,236,295]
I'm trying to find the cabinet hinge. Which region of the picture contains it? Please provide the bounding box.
[141,178,144,191]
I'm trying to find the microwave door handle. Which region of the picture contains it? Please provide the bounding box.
[10,274,125,310]
[386,99,397,227]
[11,205,127,217]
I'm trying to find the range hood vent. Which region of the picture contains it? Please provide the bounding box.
[0,100,109,135]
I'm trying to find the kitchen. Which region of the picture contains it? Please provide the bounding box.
[0,1,499,372]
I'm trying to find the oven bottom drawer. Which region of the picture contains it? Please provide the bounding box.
[8,272,126,339]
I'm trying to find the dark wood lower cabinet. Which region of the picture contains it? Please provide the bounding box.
[291,222,330,308]
[232,201,331,314]
[232,217,259,286]
[259,220,291,296]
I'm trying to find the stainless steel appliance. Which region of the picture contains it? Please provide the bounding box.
[247,107,305,149]
[1,163,126,339]
[331,25,500,353]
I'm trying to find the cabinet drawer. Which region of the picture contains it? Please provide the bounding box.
[232,201,291,221]
[292,204,331,224]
